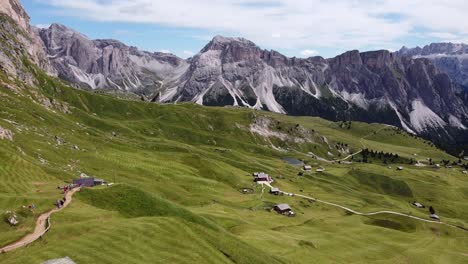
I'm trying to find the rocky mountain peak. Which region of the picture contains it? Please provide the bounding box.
[422,42,468,55]
[399,43,468,57]
[45,23,87,39]
[360,50,395,69]
[328,50,362,68]
[211,35,255,45]
[94,39,128,49]
[201,35,257,52]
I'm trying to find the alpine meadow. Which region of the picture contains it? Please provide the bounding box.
[1,1,468,263]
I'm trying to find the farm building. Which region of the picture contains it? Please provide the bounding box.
[273,204,294,216]
[254,173,271,182]
[463,171,467,174]
[303,165,312,171]
[430,214,440,221]
[94,178,106,185]
[270,187,280,195]
[411,202,425,208]
[73,177,95,187]
[397,166,404,171]
[316,167,325,173]
[73,177,106,187]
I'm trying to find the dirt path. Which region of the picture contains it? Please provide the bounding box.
[358,125,391,149]
[294,193,443,224]
[259,182,464,229]
[333,125,391,162]
[334,150,362,162]
[0,188,80,253]
[307,125,391,163]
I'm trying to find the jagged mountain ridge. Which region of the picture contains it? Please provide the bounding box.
[37,23,188,98]
[155,36,467,134]
[398,43,468,89]
[1,0,467,143]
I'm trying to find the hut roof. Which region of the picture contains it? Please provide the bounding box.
[275,204,291,211]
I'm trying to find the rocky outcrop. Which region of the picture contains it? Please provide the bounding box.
[0,0,55,83]
[0,126,13,141]
[0,0,29,31]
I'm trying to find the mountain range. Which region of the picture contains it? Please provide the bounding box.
[398,43,468,90]
[1,0,467,153]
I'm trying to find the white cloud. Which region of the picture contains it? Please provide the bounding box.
[271,33,281,38]
[35,24,51,29]
[300,49,317,57]
[428,32,458,39]
[38,0,468,54]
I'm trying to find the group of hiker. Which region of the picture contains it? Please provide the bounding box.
[58,184,76,193]
[55,196,67,209]
[55,184,77,209]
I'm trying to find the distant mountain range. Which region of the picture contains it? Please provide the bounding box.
[1,0,467,153]
[398,43,468,90]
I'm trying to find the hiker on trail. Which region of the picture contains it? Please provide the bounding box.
[56,200,61,208]
[60,200,64,206]
[429,206,435,215]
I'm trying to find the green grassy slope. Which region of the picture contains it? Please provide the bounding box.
[0,53,467,263]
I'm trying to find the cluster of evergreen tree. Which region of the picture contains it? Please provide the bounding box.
[354,148,401,164]
[440,160,451,166]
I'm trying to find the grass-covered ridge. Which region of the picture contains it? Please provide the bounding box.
[350,170,414,197]
[78,184,214,228]
[0,56,467,263]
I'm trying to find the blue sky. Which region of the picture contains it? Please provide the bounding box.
[22,0,468,59]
